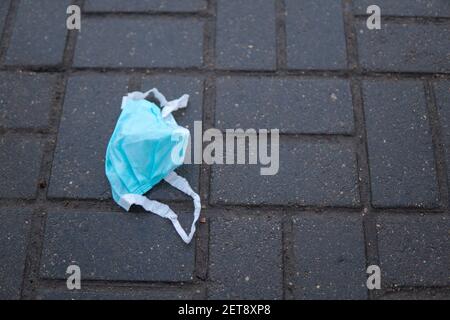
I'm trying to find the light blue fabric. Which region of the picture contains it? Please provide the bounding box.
[106,98,189,205]
[105,89,200,244]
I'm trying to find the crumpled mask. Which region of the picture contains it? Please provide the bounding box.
[105,88,200,244]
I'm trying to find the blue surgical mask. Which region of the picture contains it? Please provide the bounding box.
[105,88,200,244]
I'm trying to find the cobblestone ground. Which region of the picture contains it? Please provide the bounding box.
[0,0,449,300]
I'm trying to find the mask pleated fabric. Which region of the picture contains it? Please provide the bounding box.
[105,88,200,244]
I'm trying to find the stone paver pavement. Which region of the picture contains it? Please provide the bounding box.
[0,0,449,300]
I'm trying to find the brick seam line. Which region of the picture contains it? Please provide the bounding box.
[275,0,287,70]
[1,65,450,78]
[36,278,205,300]
[83,11,211,19]
[1,198,446,217]
[275,0,293,301]
[343,0,381,300]
[195,90,212,278]
[2,195,446,211]
[281,216,294,300]
[19,0,86,300]
[353,15,450,23]
[193,0,217,295]
[425,81,450,210]
[76,7,450,23]
[1,66,450,78]
[40,277,205,290]
[198,0,217,299]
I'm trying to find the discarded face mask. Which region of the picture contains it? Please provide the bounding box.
[105,88,200,244]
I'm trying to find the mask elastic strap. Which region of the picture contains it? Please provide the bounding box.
[126,88,189,118]
[118,172,201,244]
[163,171,201,243]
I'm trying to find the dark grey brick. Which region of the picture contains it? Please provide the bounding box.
[0,134,43,199]
[292,214,367,300]
[0,0,9,37]
[357,21,450,73]
[208,215,282,299]
[434,81,450,184]
[215,77,354,134]
[36,286,200,300]
[48,75,128,199]
[84,0,207,12]
[377,214,450,287]
[216,0,276,70]
[286,0,347,70]
[40,211,196,282]
[363,80,439,208]
[0,209,31,299]
[0,72,57,129]
[5,0,70,66]
[140,75,203,201]
[380,288,450,300]
[210,138,360,207]
[353,0,450,17]
[74,17,203,68]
